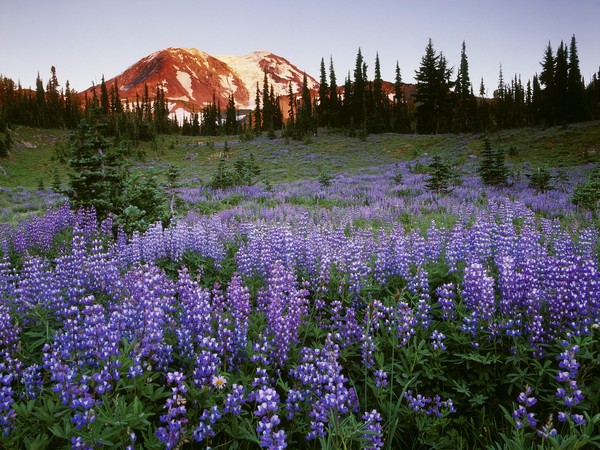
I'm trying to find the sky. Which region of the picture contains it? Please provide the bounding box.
[1,0,599,96]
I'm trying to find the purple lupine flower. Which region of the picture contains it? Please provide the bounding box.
[156,372,189,449]
[461,262,496,337]
[374,369,388,388]
[430,330,447,351]
[223,384,245,416]
[405,390,456,417]
[435,283,456,320]
[362,409,384,449]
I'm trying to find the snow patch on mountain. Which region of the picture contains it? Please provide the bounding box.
[176,71,193,99]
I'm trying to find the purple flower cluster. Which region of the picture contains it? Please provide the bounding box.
[404,390,456,417]
[287,335,359,440]
[251,387,287,449]
[511,385,539,429]
[555,344,586,426]
[156,372,189,449]
[362,409,384,449]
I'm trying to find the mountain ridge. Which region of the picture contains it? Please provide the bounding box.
[86,47,319,117]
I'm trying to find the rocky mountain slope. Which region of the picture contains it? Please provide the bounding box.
[87,47,318,116]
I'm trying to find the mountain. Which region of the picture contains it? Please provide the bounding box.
[86,47,318,117]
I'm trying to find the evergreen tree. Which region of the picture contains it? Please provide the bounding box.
[254,82,261,133]
[567,35,585,122]
[454,41,476,132]
[426,155,455,194]
[571,167,600,216]
[100,75,110,116]
[494,64,508,129]
[0,123,11,158]
[286,81,295,127]
[67,115,127,218]
[414,39,453,134]
[35,72,45,127]
[539,42,556,124]
[370,52,387,133]
[225,94,238,135]
[46,66,63,128]
[262,72,273,131]
[478,137,508,186]
[554,41,569,123]
[296,73,313,137]
[351,48,366,131]
[328,56,340,128]
[392,62,410,132]
[113,78,122,114]
[317,57,329,126]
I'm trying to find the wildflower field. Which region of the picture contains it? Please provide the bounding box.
[1,127,600,449]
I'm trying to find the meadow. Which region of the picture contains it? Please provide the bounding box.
[1,123,600,449]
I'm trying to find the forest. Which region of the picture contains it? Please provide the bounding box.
[1,36,599,147]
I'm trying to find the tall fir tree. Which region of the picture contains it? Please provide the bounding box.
[261,72,272,131]
[317,57,329,126]
[554,41,569,123]
[453,41,476,132]
[392,62,410,132]
[225,94,238,135]
[370,52,387,133]
[100,75,110,116]
[35,72,45,127]
[414,39,453,133]
[328,56,339,128]
[539,42,556,124]
[567,35,585,122]
[351,48,366,132]
[254,81,262,133]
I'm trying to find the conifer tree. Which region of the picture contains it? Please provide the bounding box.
[370,52,387,133]
[454,41,476,132]
[539,42,556,124]
[225,94,238,135]
[254,81,261,133]
[46,66,63,128]
[35,72,45,127]
[392,62,411,133]
[317,57,329,126]
[100,75,110,116]
[478,137,508,186]
[296,73,313,137]
[67,113,127,218]
[351,48,366,132]
[567,35,585,122]
[262,72,272,131]
[415,39,453,133]
[287,81,295,127]
[426,155,455,194]
[328,56,339,128]
[554,41,569,123]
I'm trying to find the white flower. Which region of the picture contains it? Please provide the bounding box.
[211,375,227,390]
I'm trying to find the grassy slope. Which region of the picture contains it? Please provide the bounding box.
[1,121,599,190]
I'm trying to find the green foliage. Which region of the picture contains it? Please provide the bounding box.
[571,167,600,214]
[478,137,508,186]
[425,155,456,194]
[0,124,12,158]
[116,170,171,233]
[318,167,333,187]
[66,117,173,232]
[526,167,554,193]
[67,118,127,218]
[209,153,261,190]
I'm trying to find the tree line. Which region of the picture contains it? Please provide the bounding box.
[1,35,599,144]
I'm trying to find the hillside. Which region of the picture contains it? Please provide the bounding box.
[2,121,599,192]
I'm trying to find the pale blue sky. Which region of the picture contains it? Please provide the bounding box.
[1,0,599,95]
